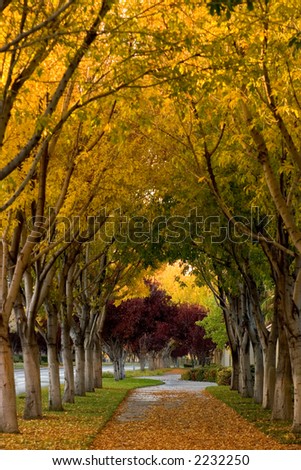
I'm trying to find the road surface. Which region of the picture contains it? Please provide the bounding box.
[14,363,139,395]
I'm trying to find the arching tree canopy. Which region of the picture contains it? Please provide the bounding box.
[2,0,301,437]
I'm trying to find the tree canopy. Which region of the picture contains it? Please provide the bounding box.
[2,0,301,436]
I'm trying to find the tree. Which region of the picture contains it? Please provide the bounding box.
[173,303,215,366]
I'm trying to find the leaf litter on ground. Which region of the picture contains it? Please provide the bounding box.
[91,390,300,450]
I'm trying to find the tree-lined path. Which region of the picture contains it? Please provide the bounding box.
[91,374,291,450]
[3,0,301,441]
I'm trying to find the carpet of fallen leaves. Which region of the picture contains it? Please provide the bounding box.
[91,390,298,450]
[0,410,103,450]
[0,387,128,450]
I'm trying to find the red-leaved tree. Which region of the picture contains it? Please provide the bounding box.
[102,280,214,379]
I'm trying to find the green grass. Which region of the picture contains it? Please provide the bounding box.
[1,377,163,450]
[102,367,178,379]
[124,368,174,377]
[207,386,301,447]
[102,376,163,389]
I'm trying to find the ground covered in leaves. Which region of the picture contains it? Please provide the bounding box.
[91,390,300,450]
[0,378,162,450]
[2,373,301,450]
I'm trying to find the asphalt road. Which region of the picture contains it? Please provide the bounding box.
[14,363,138,395]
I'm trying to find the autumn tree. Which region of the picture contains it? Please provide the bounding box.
[172,303,215,366]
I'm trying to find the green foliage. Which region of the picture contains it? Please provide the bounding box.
[40,355,48,365]
[197,300,228,350]
[217,367,232,386]
[203,364,223,382]
[124,368,172,378]
[194,367,205,381]
[180,369,192,381]
[13,355,23,363]
[181,364,224,383]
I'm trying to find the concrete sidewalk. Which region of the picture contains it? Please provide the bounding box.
[91,374,287,450]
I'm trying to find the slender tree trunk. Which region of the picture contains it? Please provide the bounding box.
[106,342,126,381]
[239,330,253,398]
[74,344,85,396]
[148,356,154,371]
[113,360,120,381]
[113,356,125,381]
[21,332,42,419]
[85,343,94,392]
[220,296,240,391]
[253,342,264,404]
[244,286,265,405]
[272,318,293,420]
[61,322,75,403]
[0,240,18,432]
[289,340,301,433]
[275,257,301,431]
[262,311,277,410]
[139,353,146,371]
[287,262,301,433]
[231,348,240,391]
[46,302,63,411]
[61,262,76,403]
[14,290,42,420]
[93,338,102,389]
[0,321,18,432]
[48,342,63,411]
[138,335,147,371]
[246,310,264,404]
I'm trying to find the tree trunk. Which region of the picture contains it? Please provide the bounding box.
[244,286,264,405]
[0,241,18,433]
[239,330,253,398]
[138,336,148,371]
[113,356,125,381]
[74,344,85,396]
[61,323,75,403]
[231,348,240,391]
[220,295,240,391]
[93,338,102,389]
[262,311,277,410]
[14,290,42,420]
[139,353,146,371]
[253,341,264,404]
[48,342,63,411]
[21,333,42,419]
[0,321,18,432]
[46,302,63,411]
[85,344,94,392]
[289,340,301,433]
[276,257,301,431]
[272,319,293,420]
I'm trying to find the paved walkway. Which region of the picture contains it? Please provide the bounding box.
[91,374,287,450]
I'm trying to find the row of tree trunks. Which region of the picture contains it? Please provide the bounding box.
[218,274,293,424]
